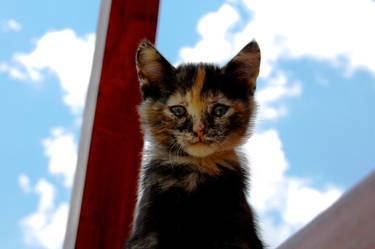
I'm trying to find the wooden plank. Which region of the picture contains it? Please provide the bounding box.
[277,169,375,249]
[63,0,160,249]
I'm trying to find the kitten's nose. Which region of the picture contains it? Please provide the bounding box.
[194,129,204,138]
[193,120,205,138]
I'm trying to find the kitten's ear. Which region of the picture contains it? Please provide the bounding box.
[136,40,175,99]
[222,40,261,96]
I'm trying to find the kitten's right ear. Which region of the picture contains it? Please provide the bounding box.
[136,40,175,99]
[222,40,261,96]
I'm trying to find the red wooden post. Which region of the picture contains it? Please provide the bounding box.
[66,1,160,248]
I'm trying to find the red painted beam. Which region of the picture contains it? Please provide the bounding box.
[74,1,160,248]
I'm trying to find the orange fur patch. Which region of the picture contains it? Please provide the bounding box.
[189,67,206,116]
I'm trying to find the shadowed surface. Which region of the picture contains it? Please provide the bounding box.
[277,169,375,249]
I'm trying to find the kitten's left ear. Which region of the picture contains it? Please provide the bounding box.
[136,40,175,99]
[222,40,261,96]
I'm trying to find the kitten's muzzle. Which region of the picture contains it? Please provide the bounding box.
[189,136,214,145]
[193,130,204,138]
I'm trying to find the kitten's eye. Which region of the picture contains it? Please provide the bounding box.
[170,105,187,118]
[212,104,229,117]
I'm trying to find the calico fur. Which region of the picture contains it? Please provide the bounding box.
[126,40,263,249]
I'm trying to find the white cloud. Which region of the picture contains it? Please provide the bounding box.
[1,19,22,32]
[283,179,342,225]
[259,216,295,249]
[2,29,95,114]
[19,174,32,193]
[42,127,78,188]
[237,0,375,77]
[20,179,68,249]
[245,130,288,212]
[35,179,55,212]
[256,72,302,121]
[0,62,27,80]
[8,28,86,249]
[178,4,239,64]
[19,128,75,249]
[244,130,342,247]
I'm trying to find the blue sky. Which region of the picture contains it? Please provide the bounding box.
[1,0,374,248]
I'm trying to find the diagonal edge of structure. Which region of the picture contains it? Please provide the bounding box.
[62,1,112,248]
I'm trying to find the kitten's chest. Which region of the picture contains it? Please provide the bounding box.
[153,173,241,248]
[144,164,245,248]
[151,167,241,224]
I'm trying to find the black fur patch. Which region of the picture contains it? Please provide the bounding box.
[126,161,264,249]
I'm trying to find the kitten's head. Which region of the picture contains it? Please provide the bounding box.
[136,40,260,158]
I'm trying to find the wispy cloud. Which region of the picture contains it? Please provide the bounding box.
[256,71,302,121]
[178,4,239,64]
[19,174,32,193]
[1,29,95,114]
[1,19,22,32]
[20,179,69,249]
[12,27,92,249]
[19,126,77,249]
[42,127,78,188]
[0,62,27,80]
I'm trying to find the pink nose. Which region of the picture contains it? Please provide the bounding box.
[194,129,204,138]
[193,121,205,138]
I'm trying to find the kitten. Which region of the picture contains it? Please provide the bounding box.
[125,40,263,249]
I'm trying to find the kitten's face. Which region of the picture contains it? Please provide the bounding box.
[136,40,260,158]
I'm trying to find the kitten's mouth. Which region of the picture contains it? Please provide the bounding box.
[189,138,213,145]
[190,141,205,146]
[185,138,217,157]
